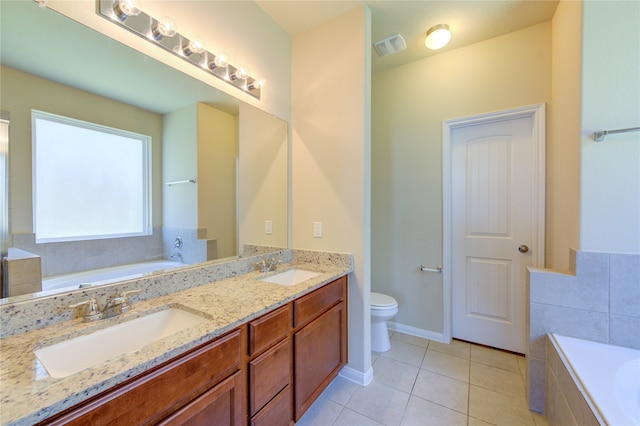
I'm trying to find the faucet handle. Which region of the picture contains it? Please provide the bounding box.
[119,289,142,311]
[68,297,101,322]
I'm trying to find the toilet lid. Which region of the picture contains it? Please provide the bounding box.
[371,292,397,308]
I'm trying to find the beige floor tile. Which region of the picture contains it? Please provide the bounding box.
[401,395,467,426]
[322,375,360,406]
[296,393,344,426]
[468,416,495,426]
[333,408,384,426]
[421,349,470,382]
[428,339,471,360]
[470,361,525,397]
[470,344,521,373]
[412,369,469,414]
[380,340,427,367]
[391,332,430,348]
[533,412,550,426]
[469,385,536,426]
[346,380,410,425]
[373,355,420,393]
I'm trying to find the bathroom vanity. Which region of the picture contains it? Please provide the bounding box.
[0,252,351,425]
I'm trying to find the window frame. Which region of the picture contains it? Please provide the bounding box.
[31,109,152,243]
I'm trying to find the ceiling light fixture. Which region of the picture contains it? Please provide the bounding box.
[425,24,451,50]
[97,0,263,99]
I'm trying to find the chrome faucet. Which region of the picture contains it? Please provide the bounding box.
[68,289,142,322]
[256,257,280,273]
[68,297,102,322]
[103,289,142,319]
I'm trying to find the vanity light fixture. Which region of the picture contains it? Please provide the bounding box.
[97,0,263,99]
[425,24,451,50]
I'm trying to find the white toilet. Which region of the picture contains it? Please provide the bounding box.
[370,292,399,352]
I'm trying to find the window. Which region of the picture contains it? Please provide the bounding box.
[32,110,151,243]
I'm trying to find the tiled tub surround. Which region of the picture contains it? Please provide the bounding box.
[0,249,352,425]
[527,249,640,413]
[545,334,639,426]
[11,229,164,277]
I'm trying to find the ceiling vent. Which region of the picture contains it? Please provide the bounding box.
[374,34,407,57]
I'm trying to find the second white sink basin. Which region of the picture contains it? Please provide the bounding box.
[34,307,206,378]
[260,269,321,286]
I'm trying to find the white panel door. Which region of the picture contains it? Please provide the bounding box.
[451,116,534,353]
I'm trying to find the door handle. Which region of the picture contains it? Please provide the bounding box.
[518,245,529,253]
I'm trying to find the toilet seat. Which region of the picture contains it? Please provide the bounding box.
[371,292,398,309]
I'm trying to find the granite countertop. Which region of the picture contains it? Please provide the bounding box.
[0,261,350,425]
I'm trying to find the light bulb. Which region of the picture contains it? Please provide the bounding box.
[247,78,265,91]
[208,52,229,70]
[183,37,205,57]
[151,17,177,41]
[425,24,451,50]
[112,0,141,21]
[231,65,249,81]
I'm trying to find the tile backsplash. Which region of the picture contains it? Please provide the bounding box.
[526,249,640,413]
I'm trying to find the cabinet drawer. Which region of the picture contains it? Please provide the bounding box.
[249,304,291,356]
[251,386,291,426]
[43,328,243,426]
[294,276,346,328]
[249,338,291,416]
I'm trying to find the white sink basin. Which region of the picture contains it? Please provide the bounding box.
[259,269,321,286]
[34,307,206,378]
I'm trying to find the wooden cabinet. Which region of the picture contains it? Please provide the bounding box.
[41,328,246,426]
[293,276,347,421]
[39,275,348,426]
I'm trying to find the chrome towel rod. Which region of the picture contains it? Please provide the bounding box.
[165,179,197,186]
[593,126,640,142]
[419,265,442,273]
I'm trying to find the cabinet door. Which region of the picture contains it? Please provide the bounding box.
[158,371,245,426]
[294,301,346,421]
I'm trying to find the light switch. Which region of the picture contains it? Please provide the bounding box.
[313,221,322,238]
[265,220,272,235]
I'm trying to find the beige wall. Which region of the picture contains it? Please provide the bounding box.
[238,103,288,250]
[292,6,372,377]
[548,0,582,271]
[162,104,198,229]
[1,66,163,234]
[372,23,552,335]
[198,104,237,258]
[580,0,640,254]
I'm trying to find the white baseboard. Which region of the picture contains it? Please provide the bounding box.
[339,365,373,386]
[387,321,448,343]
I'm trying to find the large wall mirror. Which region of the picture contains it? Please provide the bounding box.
[0,1,288,300]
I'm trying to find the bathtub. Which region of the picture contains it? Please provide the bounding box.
[42,260,185,291]
[548,333,640,426]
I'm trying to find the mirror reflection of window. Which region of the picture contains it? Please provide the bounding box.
[31,110,151,243]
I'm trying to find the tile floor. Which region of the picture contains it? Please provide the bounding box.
[296,331,548,426]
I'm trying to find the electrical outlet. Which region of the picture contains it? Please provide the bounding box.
[313,221,322,238]
[265,220,272,235]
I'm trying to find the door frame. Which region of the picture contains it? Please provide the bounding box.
[441,103,546,344]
